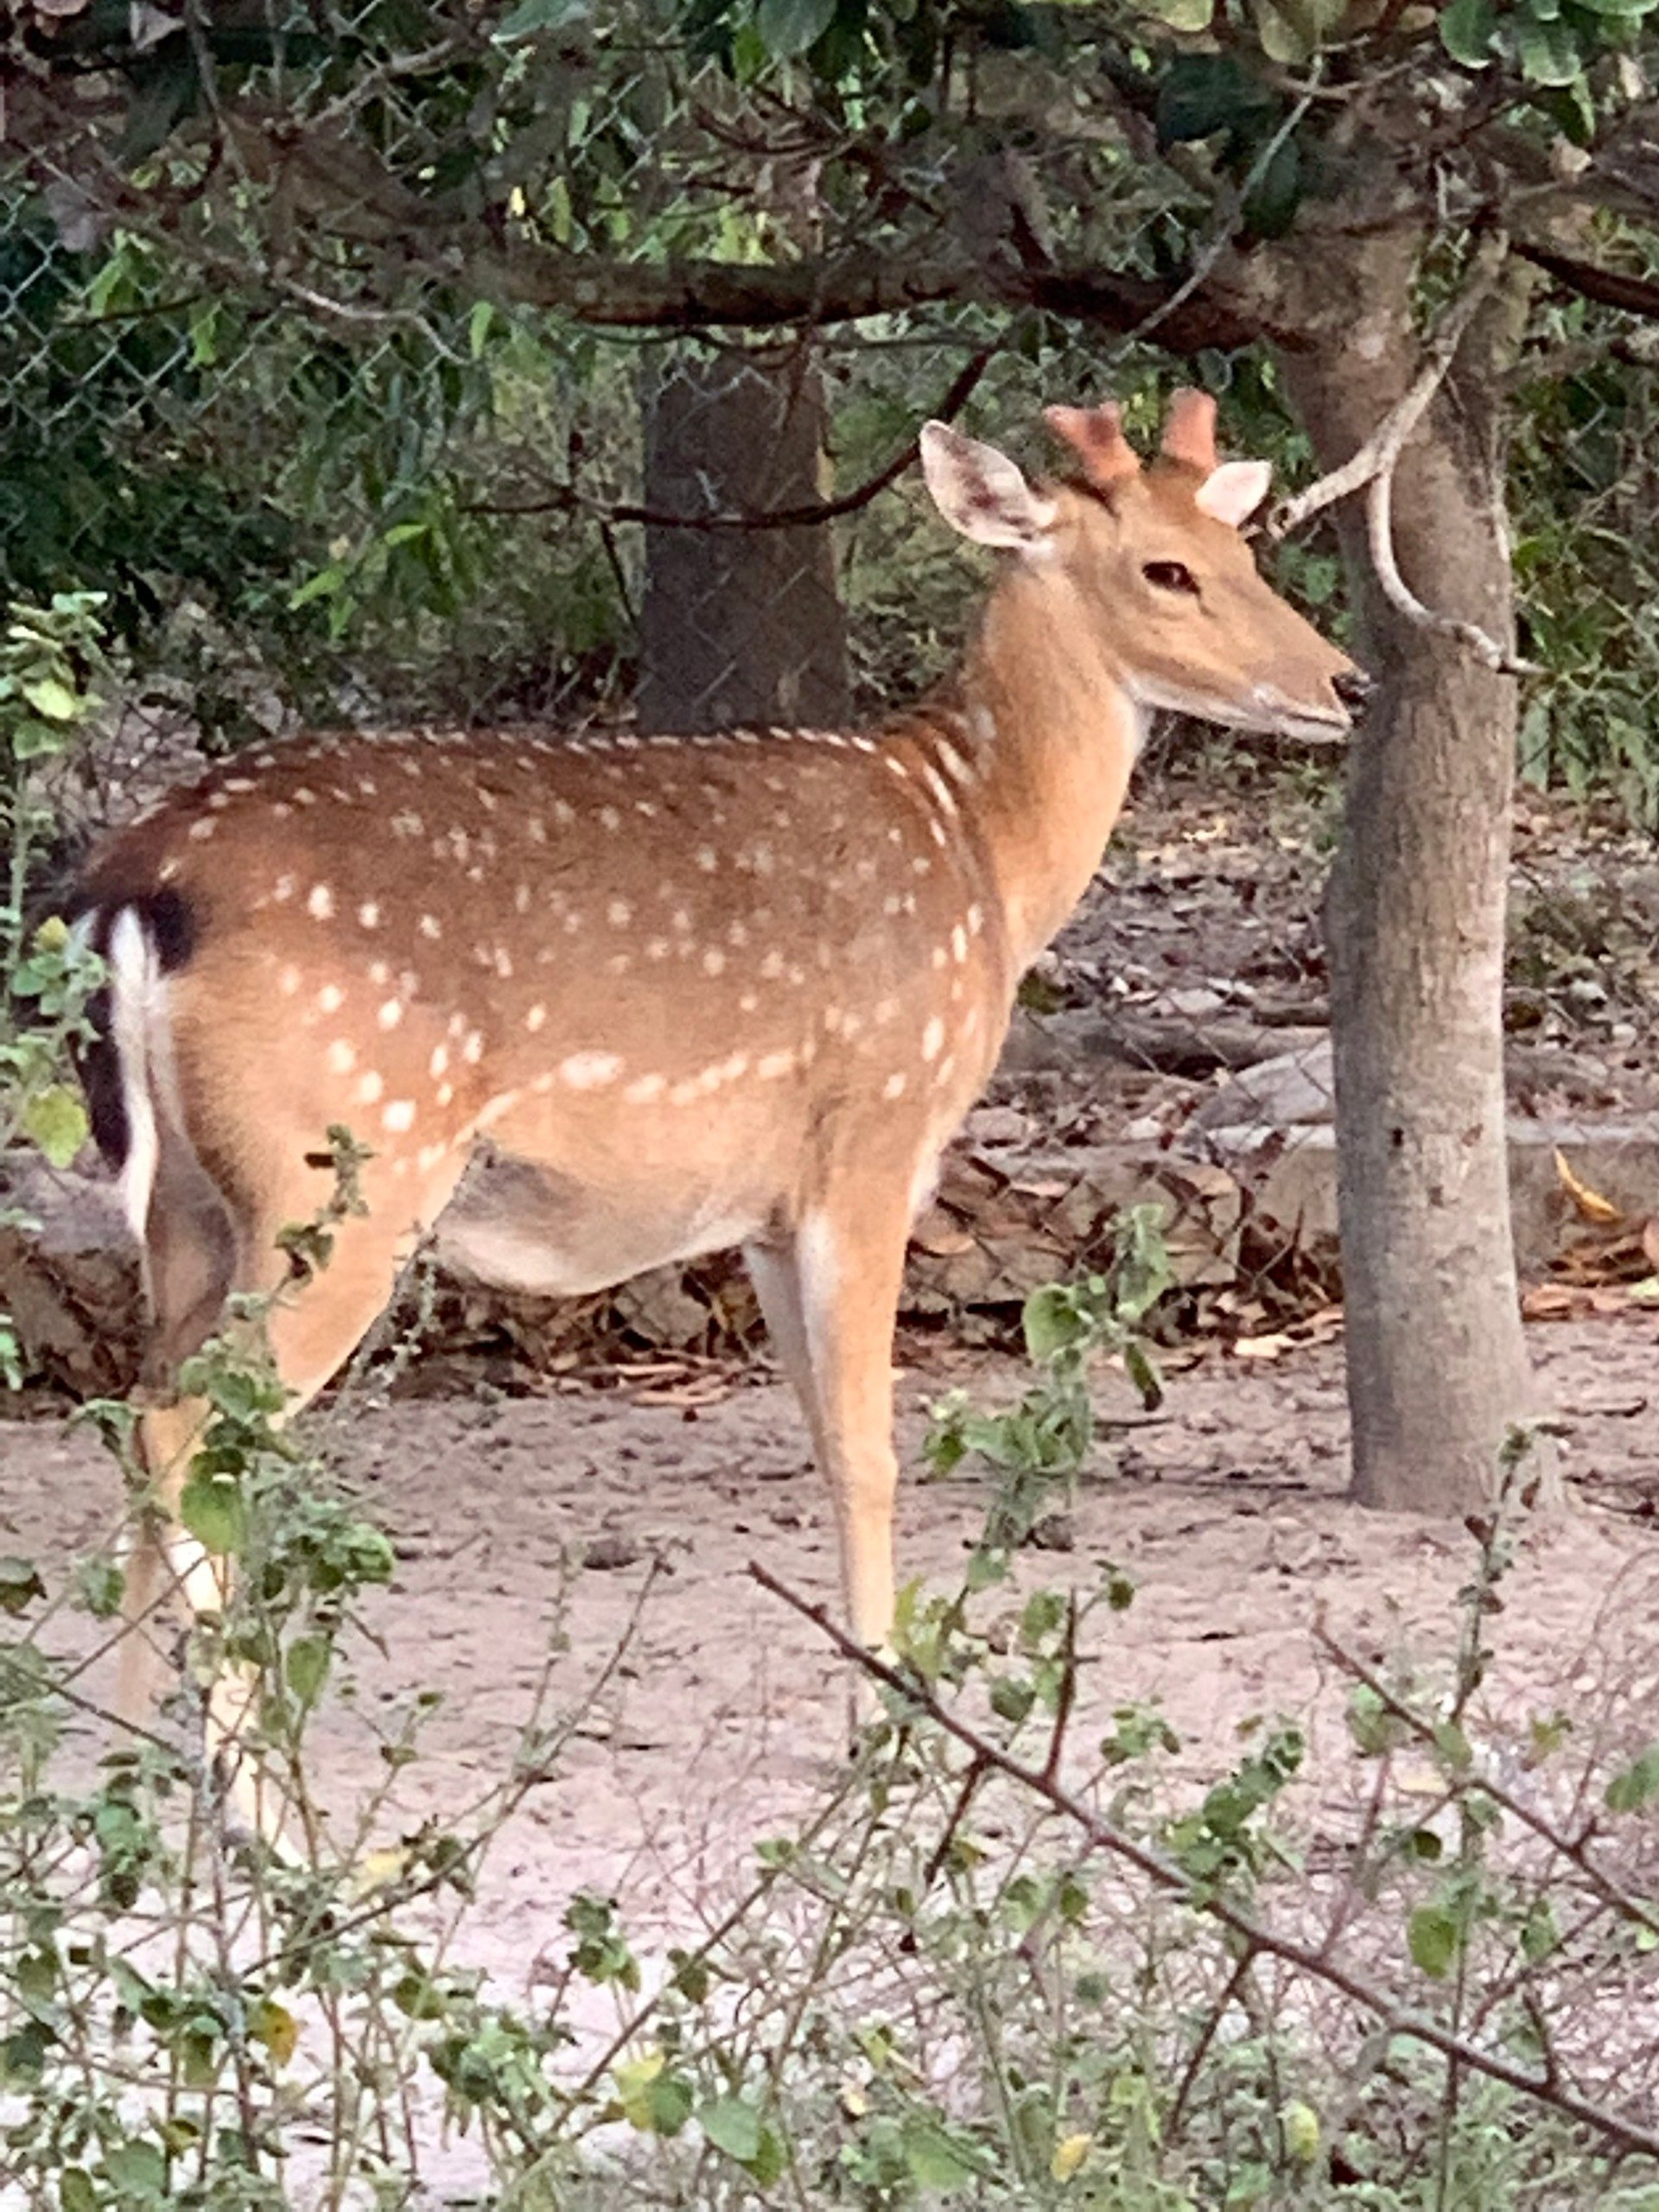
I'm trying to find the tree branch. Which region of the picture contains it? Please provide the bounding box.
[748,1560,1659,2164]
[1513,236,1659,324]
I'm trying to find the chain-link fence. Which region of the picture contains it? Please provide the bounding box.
[3,5,1657,1390]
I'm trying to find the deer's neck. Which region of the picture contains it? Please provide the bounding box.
[953,564,1143,971]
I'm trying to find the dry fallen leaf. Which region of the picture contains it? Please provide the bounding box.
[1554,1147,1623,1226]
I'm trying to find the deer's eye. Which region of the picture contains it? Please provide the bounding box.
[1143,560,1199,596]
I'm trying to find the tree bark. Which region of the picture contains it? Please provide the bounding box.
[638,346,850,732]
[1279,233,1560,1513]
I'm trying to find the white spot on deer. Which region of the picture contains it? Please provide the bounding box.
[971,705,996,745]
[355,1071,385,1106]
[937,1053,957,1086]
[278,965,301,995]
[308,884,334,921]
[561,1051,621,1090]
[727,919,748,949]
[883,755,908,780]
[624,1072,666,1104]
[739,991,760,1014]
[293,787,316,806]
[382,1099,416,1134]
[607,899,632,929]
[702,948,726,976]
[553,799,575,827]
[224,776,255,793]
[514,882,531,914]
[600,806,621,831]
[272,803,293,820]
[645,938,670,961]
[418,1142,448,1173]
[272,874,296,904]
[368,960,391,987]
[188,817,216,842]
[461,1031,484,1065]
[929,820,950,849]
[912,855,931,878]
[429,1044,449,1078]
[378,1000,403,1031]
[417,913,442,941]
[671,908,692,936]
[493,948,513,979]
[950,924,969,963]
[882,894,903,918]
[524,1003,547,1033]
[757,1049,796,1080]
[882,1071,906,1100]
[326,1039,355,1075]
[527,816,548,844]
[358,901,381,930]
[435,1082,454,1107]
[391,810,423,839]
[921,1016,944,1062]
[931,944,948,970]
[695,846,718,873]
[761,950,785,981]
[358,776,378,798]
[317,983,344,1014]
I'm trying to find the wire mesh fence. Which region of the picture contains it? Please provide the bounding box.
[2,4,1657,1389]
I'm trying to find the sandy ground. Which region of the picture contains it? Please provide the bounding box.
[6,1310,1657,1917]
[3,1312,1657,2200]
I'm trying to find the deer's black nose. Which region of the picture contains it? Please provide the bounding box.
[1334,665,1375,709]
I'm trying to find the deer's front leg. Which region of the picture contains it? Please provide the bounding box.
[785,1183,915,1659]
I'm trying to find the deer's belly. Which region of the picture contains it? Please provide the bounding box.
[430,1146,773,1297]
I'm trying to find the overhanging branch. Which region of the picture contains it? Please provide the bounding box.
[1512,238,1659,324]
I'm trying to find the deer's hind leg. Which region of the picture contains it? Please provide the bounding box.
[122,1144,467,1834]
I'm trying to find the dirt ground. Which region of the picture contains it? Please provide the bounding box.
[6,1310,1657,1971]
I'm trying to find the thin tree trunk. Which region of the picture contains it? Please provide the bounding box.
[638,346,849,733]
[1281,235,1560,1513]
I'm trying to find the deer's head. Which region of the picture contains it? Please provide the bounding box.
[920,390,1365,743]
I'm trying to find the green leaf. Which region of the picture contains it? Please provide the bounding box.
[0,1556,45,1616]
[21,676,79,722]
[494,0,590,35]
[288,564,347,610]
[903,2116,988,2190]
[1155,55,1275,148]
[60,2170,97,2212]
[1408,1903,1461,1979]
[756,0,838,57]
[1243,133,1302,238]
[101,2139,168,2200]
[1139,0,1211,25]
[1439,0,1497,61]
[1605,1743,1659,1814]
[1512,8,1582,78]
[179,1474,245,1560]
[468,301,495,358]
[286,1633,331,1707]
[22,1085,89,1169]
[700,2095,764,2163]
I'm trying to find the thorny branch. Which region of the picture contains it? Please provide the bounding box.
[1313,1621,1659,1944]
[1268,232,1535,678]
[748,1560,1659,2164]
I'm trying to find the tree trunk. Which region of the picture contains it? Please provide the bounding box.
[1281,235,1560,1513]
[639,346,849,733]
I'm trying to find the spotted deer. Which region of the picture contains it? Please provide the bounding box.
[73,390,1362,1806]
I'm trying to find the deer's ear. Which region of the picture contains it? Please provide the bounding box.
[1194,459,1272,528]
[920,423,1057,552]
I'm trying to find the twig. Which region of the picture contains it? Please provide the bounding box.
[1363,468,1538,677]
[1268,232,1535,679]
[749,1560,1659,2162]
[1313,1624,1659,1942]
[1268,235,1510,541]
